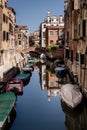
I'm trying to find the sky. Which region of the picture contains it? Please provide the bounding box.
[8,0,64,33]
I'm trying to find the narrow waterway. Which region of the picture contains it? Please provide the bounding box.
[10,70,66,130]
[10,61,87,130]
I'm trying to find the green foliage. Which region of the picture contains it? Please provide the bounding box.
[47,66,55,74]
[46,45,57,52]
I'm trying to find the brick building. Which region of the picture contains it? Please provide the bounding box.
[64,0,87,92]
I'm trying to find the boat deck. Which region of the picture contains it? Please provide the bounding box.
[15,73,31,79]
[0,92,16,130]
[15,73,31,86]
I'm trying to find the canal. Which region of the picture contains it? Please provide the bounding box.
[10,61,87,130]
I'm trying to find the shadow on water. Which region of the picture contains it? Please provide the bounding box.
[61,98,87,130]
[4,108,16,130]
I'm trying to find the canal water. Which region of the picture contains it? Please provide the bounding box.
[10,61,87,130]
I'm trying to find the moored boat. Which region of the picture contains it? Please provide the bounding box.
[54,59,65,67]
[15,73,31,86]
[55,67,67,78]
[27,60,34,67]
[60,83,83,109]
[60,98,83,119]
[22,66,34,73]
[0,82,5,93]
[6,78,23,95]
[0,92,16,130]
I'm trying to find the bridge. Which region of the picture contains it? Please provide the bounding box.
[22,47,45,54]
[22,46,64,60]
[23,47,36,53]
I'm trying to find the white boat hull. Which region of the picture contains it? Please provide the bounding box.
[60,84,83,109]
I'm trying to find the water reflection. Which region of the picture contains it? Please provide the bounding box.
[35,60,87,130]
[61,99,87,130]
[36,60,72,101]
[37,61,60,101]
[5,108,16,130]
[9,60,87,130]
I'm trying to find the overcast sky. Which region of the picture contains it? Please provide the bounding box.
[8,0,64,33]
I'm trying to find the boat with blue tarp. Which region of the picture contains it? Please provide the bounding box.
[15,73,31,86]
[27,60,34,67]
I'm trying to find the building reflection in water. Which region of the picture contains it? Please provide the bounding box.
[37,60,71,101]
[39,61,60,101]
[35,60,87,130]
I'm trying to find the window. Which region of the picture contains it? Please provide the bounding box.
[55,31,58,35]
[50,81,54,87]
[80,54,85,64]
[3,31,5,41]
[82,20,86,37]
[0,23,2,31]
[50,40,54,44]
[9,23,13,33]
[43,32,45,38]
[0,0,1,5]
[71,50,73,62]
[6,32,8,41]
[0,55,2,65]
[56,19,58,21]
[6,16,8,23]
[78,24,80,36]
[72,0,74,10]
[3,31,8,41]
[19,41,21,45]
[51,18,54,21]
[50,31,54,36]
[66,49,69,59]
[3,14,5,22]
[56,40,58,44]
[18,34,21,39]
[43,74,46,80]
[3,14,8,23]
[44,68,46,73]
[76,53,79,61]
[44,25,46,28]
[67,32,69,41]
[5,2,7,7]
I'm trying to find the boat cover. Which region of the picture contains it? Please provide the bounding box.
[61,84,82,108]
[0,92,16,122]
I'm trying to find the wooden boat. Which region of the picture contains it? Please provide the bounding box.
[3,67,20,85]
[22,66,34,73]
[61,99,83,119]
[6,78,23,95]
[0,92,16,130]
[60,83,83,109]
[0,82,5,93]
[54,59,65,67]
[15,73,31,86]
[27,60,34,67]
[55,67,67,78]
